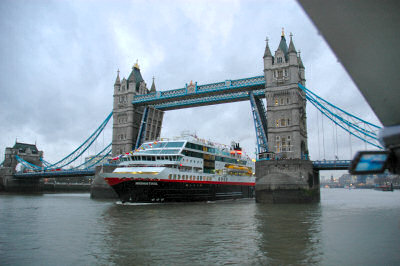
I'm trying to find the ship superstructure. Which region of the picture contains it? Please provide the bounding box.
[103,135,255,202]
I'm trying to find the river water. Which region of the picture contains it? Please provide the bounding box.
[1,189,399,265]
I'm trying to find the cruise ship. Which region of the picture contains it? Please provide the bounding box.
[103,135,255,203]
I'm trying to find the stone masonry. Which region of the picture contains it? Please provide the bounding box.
[112,62,164,157]
[255,30,319,203]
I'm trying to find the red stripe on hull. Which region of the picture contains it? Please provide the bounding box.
[104,177,255,187]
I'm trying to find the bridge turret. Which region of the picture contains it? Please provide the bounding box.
[263,38,273,86]
[287,33,301,85]
[114,69,121,94]
[150,76,156,93]
[298,51,306,85]
[288,33,297,65]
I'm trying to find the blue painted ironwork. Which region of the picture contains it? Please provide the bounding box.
[249,91,268,155]
[298,84,383,149]
[40,158,53,168]
[132,75,265,107]
[15,155,43,171]
[155,89,265,110]
[42,111,113,170]
[14,169,95,179]
[69,142,112,170]
[312,160,351,170]
[135,107,149,149]
[16,112,113,171]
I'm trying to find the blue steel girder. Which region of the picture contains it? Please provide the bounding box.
[249,91,268,154]
[154,89,265,110]
[132,75,265,109]
[312,160,351,170]
[135,107,149,149]
[14,169,96,179]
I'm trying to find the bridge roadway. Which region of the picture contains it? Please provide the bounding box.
[13,169,95,179]
[132,75,266,110]
[312,160,351,171]
[13,160,351,179]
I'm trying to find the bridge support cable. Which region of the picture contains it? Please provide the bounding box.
[15,155,43,171]
[14,111,113,171]
[135,107,149,149]
[249,91,268,155]
[40,158,52,168]
[43,111,113,170]
[69,142,112,170]
[298,84,383,149]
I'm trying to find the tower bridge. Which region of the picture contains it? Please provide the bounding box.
[1,31,382,201]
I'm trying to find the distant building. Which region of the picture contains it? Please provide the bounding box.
[112,62,164,156]
[2,142,43,170]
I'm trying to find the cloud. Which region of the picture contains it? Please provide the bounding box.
[0,0,381,175]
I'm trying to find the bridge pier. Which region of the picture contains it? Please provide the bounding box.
[255,159,320,203]
[90,165,118,199]
[0,167,44,192]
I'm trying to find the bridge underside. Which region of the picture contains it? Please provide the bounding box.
[154,89,265,111]
[14,169,95,179]
[312,160,351,171]
[132,76,265,111]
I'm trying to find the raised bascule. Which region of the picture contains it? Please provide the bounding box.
[0,31,383,202]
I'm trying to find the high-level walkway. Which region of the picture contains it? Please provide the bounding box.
[132,76,265,110]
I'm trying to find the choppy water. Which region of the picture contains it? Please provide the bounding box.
[1,189,399,265]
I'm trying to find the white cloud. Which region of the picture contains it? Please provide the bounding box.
[0,0,381,170]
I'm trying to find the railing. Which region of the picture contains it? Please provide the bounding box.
[312,160,351,170]
[132,75,265,104]
[14,169,96,178]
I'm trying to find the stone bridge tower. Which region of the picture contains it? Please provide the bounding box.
[112,62,164,157]
[255,31,319,204]
[0,142,44,192]
[263,30,308,159]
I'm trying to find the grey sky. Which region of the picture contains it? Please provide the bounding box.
[0,0,381,175]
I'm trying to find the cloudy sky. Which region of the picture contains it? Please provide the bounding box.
[0,0,381,176]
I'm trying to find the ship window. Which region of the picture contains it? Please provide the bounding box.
[168,174,172,179]
[148,142,167,149]
[159,149,180,154]
[165,142,185,148]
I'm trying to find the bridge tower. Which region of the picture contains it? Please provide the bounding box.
[256,30,319,203]
[0,142,44,192]
[112,62,164,156]
[263,30,308,159]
